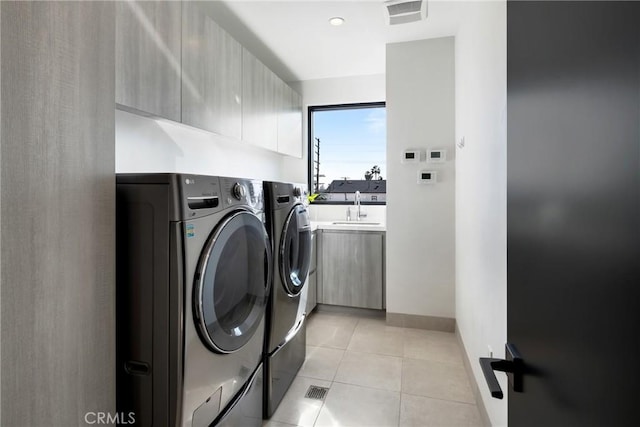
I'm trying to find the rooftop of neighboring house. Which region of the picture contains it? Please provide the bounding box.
[324,179,387,194]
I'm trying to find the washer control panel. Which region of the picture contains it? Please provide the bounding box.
[220,177,263,212]
[232,182,247,200]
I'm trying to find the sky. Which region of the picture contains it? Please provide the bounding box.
[311,106,386,192]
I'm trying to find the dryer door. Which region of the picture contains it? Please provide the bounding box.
[194,210,271,353]
[279,204,312,296]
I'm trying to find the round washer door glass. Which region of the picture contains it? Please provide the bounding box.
[280,204,312,296]
[194,210,271,353]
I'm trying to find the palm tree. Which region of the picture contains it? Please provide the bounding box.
[364,170,373,180]
[370,165,381,180]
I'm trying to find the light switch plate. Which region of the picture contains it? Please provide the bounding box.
[417,170,437,184]
[402,149,423,163]
[427,149,446,163]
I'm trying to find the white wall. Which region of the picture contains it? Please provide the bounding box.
[386,38,456,319]
[281,74,387,226]
[116,72,383,182]
[281,74,386,183]
[455,1,507,425]
[308,205,386,224]
[290,73,385,107]
[116,110,284,180]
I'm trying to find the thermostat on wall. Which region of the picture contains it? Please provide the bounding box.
[402,149,423,163]
[417,170,437,184]
[427,149,446,163]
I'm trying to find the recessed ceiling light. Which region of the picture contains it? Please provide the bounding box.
[329,17,345,26]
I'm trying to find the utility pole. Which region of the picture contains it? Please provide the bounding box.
[314,137,321,193]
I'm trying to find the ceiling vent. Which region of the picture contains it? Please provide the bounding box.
[384,0,427,25]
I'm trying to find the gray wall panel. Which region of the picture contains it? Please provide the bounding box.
[1,2,115,425]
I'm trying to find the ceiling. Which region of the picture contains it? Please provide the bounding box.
[215,1,463,82]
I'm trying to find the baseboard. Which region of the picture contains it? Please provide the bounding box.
[455,325,492,427]
[385,312,455,332]
[314,303,385,319]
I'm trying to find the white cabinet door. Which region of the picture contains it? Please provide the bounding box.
[116,0,181,121]
[182,1,243,138]
[242,48,278,151]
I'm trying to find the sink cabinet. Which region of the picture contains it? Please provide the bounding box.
[319,230,385,310]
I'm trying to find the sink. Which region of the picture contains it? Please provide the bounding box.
[331,221,381,225]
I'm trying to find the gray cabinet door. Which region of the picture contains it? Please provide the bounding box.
[277,82,303,157]
[305,231,318,314]
[242,48,278,151]
[182,1,242,138]
[116,0,181,121]
[320,231,384,309]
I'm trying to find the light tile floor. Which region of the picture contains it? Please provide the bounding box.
[264,311,483,427]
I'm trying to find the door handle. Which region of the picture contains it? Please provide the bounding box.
[479,343,523,399]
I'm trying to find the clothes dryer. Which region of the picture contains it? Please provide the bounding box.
[116,174,271,427]
[262,182,312,417]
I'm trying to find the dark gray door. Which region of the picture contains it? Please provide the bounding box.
[507,1,640,425]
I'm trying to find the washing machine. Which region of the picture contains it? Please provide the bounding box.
[116,173,271,427]
[263,181,312,418]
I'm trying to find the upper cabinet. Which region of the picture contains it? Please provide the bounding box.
[116,1,302,156]
[277,81,303,158]
[115,0,181,122]
[242,48,279,152]
[182,1,242,139]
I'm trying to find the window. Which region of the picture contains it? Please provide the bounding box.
[308,102,386,204]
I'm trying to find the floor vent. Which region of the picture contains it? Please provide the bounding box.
[304,385,329,401]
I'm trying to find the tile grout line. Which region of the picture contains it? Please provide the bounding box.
[331,345,347,383]
[400,390,480,406]
[398,337,406,427]
[331,378,402,393]
[400,391,477,406]
[310,316,352,427]
[310,382,327,427]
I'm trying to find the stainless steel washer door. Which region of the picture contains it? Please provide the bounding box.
[193,210,271,353]
[279,204,312,296]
